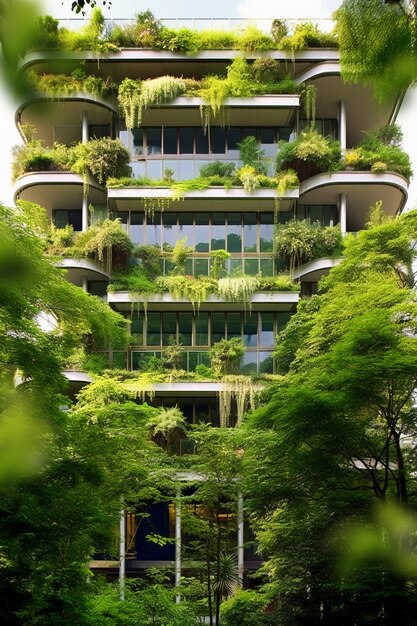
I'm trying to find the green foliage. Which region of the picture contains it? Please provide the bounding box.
[134,244,162,280]
[270,19,288,45]
[156,275,217,311]
[72,219,133,271]
[199,161,236,178]
[237,25,274,52]
[280,21,338,52]
[58,7,118,54]
[343,125,412,178]
[258,274,299,292]
[276,128,341,178]
[238,135,269,175]
[159,26,201,55]
[210,249,230,280]
[33,68,112,98]
[109,10,163,48]
[209,338,245,377]
[275,219,343,274]
[220,589,269,625]
[148,406,188,454]
[335,0,414,100]
[170,237,194,275]
[108,266,157,295]
[46,224,76,256]
[118,75,187,128]
[12,136,130,186]
[217,275,260,308]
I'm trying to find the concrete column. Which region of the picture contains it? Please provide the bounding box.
[237,492,244,587]
[339,193,347,237]
[82,195,88,232]
[82,110,89,143]
[82,276,88,292]
[339,100,347,154]
[175,494,181,603]
[119,511,125,600]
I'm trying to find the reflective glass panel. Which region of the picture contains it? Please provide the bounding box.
[260,212,274,252]
[243,213,257,252]
[147,313,161,346]
[211,212,225,250]
[195,128,209,154]
[132,128,144,155]
[243,314,258,347]
[130,212,143,244]
[212,312,226,343]
[179,212,194,247]
[196,312,209,345]
[195,213,209,252]
[259,351,274,374]
[260,312,274,347]
[227,312,241,340]
[179,128,194,154]
[147,127,162,155]
[179,312,192,345]
[162,312,177,346]
[163,212,177,247]
[146,212,161,246]
[260,128,275,143]
[241,351,257,374]
[226,212,242,253]
[195,258,209,276]
[244,258,259,275]
[260,258,274,276]
[211,127,226,153]
[164,127,177,154]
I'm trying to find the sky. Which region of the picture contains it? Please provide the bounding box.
[1,0,416,208]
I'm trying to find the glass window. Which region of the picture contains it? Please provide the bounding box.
[279,127,292,141]
[118,211,128,231]
[178,160,195,180]
[261,313,274,347]
[243,314,258,347]
[163,159,179,180]
[241,352,257,374]
[189,351,210,371]
[227,128,241,151]
[212,312,226,344]
[162,312,177,346]
[147,160,162,179]
[229,258,242,275]
[260,258,274,276]
[243,213,257,252]
[179,213,194,247]
[163,127,177,154]
[130,212,143,244]
[89,124,110,139]
[146,212,161,246]
[260,128,275,144]
[179,312,193,345]
[147,313,161,346]
[241,128,257,140]
[147,127,162,155]
[260,212,274,252]
[131,314,143,344]
[259,351,274,374]
[119,127,129,149]
[130,161,146,177]
[163,212,177,247]
[226,212,242,253]
[211,127,226,154]
[211,212,225,250]
[195,258,209,276]
[54,209,82,231]
[195,213,209,252]
[88,281,108,298]
[324,119,337,140]
[132,351,160,371]
[196,312,209,345]
[195,128,209,154]
[227,312,241,340]
[179,128,194,154]
[132,128,144,155]
[244,258,259,275]
[278,312,292,331]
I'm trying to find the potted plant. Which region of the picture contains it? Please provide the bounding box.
[276,128,340,181]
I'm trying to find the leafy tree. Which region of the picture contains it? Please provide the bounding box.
[243,208,417,624]
[335,0,417,99]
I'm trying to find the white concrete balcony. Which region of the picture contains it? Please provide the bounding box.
[293,257,343,283]
[56,257,109,287]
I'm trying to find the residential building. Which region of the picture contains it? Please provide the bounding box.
[13,14,410,583]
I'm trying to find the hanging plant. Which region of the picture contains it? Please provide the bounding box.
[219,375,256,427]
[118,75,187,128]
[143,196,171,220]
[301,83,317,125]
[156,276,217,312]
[209,338,245,379]
[217,276,260,311]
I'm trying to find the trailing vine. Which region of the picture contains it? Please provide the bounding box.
[219,375,256,426]
[118,76,187,128]
[217,276,260,311]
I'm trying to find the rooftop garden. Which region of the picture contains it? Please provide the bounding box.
[33,9,338,55]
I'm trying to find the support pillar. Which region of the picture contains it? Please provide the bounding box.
[82,275,88,292]
[175,494,181,603]
[339,193,347,237]
[119,511,125,600]
[339,100,347,155]
[82,195,88,232]
[82,110,89,143]
[237,492,244,587]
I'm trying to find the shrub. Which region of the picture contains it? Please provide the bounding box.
[158,27,201,55]
[270,19,288,45]
[220,589,269,626]
[73,219,133,271]
[238,136,269,175]
[275,220,343,273]
[276,129,341,179]
[210,249,230,280]
[171,238,194,275]
[35,69,110,98]
[237,25,274,52]
[209,338,245,377]
[199,161,236,178]
[252,57,282,83]
[109,266,157,295]
[280,21,338,51]
[134,244,162,279]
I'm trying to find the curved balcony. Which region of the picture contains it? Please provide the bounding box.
[56,257,109,287]
[20,48,340,83]
[299,171,408,232]
[108,290,299,312]
[108,185,298,213]
[13,172,106,220]
[295,62,397,147]
[293,257,343,283]
[16,92,118,146]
